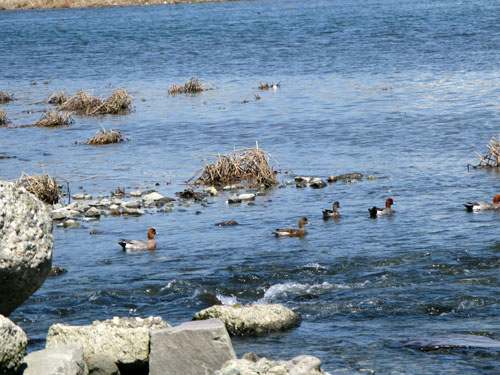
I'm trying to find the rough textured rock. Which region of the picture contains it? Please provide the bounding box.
[149,318,236,375]
[0,181,53,316]
[142,192,163,201]
[46,316,169,368]
[0,315,28,374]
[217,355,331,375]
[86,354,120,375]
[193,304,301,336]
[23,343,88,375]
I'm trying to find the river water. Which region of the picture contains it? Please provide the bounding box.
[2,0,500,373]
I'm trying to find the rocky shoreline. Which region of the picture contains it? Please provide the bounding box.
[0,0,245,11]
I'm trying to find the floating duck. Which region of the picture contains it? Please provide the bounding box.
[118,227,156,251]
[464,194,500,212]
[368,198,394,218]
[323,201,340,219]
[273,217,308,237]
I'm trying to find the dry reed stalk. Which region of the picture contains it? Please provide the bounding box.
[34,110,73,127]
[0,91,14,103]
[188,142,279,187]
[258,82,280,90]
[46,89,68,105]
[474,135,500,168]
[0,109,9,125]
[58,88,131,115]
[168,78,212,95]
[18,171,62,204]
[81,127,130,145]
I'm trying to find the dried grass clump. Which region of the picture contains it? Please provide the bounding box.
[168,78,212,95]
[18,171,62,204]
[0,91,14,103]
[46,89,68,105]
[474,135,500,168]
[81,127,130,145]
[188,142,278,187]
[58,88,131,115]
[258,82,280,90]
[34,111,73,127]
[0,109,10,125]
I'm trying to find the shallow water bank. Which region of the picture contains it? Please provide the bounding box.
[0,0,244,11]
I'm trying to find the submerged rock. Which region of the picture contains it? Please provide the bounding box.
[215,220,239,226]
[193,304,301,336]
[403,334,500,351]
[49,266,68,277]
[0,181,53,316]
[217,355,331,375]
[0,315,28,374]
[46,316,169,370]
[327,173,363,183]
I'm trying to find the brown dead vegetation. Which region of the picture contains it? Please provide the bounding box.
[0,109,10,125]
[33,111,73,127]
[474,135,500,168]
[46,90,68,105]
[80,127,130,145]
[258,82,280,90]
[0,91,14,103]
[188,142,278,187]
[58,88,131,115]
[168,78,213,95]
[18,170,62,204]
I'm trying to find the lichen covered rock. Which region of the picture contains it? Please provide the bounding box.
[216,355,331,375]
[46,316,169,368]
[0,314,28,374]
[0,181,53,316]
[193,304,301,336]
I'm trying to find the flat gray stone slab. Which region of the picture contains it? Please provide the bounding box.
[23,343,88,375]
[149,318,236,375]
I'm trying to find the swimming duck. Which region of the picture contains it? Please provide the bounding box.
[118,227,156,251]
[273,217,308,237]
[323,201,340,219]
[464,194,500,212]
[368,198,394,218]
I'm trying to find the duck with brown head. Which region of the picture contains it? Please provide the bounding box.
[273,217,308,237]
[464,194,500,212]
[323,201,340,219]
[118,227,156,252]
[369,198,394,218]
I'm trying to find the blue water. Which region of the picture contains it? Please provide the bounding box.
[2,0,500,373]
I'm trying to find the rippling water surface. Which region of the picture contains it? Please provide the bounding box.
[2,0,500,373]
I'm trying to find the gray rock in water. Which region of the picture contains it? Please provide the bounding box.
[309,178,327,189]
[149,319,236,375]
[0,181,53,316]
[121,207,145,216]
[217,355,331,375]
[23,343,88,375]
[49,266,68,277]
[0,314,28,374]
[142,192,164,202]
[86,354,120,375]
[46,316,169,370]
[84,207,101,218]
[193,304,301,336]
[403,334,500,351]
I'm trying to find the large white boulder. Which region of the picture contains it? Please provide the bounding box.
[0,314,28,374]
[46,316,169,369]
[193,304,301,336]
[0,181,53,316]
[149,318,236,375]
